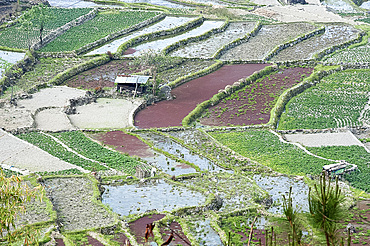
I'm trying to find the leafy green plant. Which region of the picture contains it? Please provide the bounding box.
[309,173,346,246]
[53,131,141,175]
[40,10,158,52]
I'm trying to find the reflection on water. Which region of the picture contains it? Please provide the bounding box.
[102,179,206,216]
[253,174,309,214]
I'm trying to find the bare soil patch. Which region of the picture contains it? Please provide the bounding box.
[66,60,145,90]
[159,221,191,246]
[89,131,154,158]
[284,131,364,147]
[200,67,313,126]
[129,214,165,244]
[135,63,270,128]
[69,98,143,130]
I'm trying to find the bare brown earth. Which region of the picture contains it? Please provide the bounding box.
[201,67,313,126]
[128,214,165,244]
[66,60,145,90]
[89,131,154,158]
[134,63,270,128]
[160,221,191,245]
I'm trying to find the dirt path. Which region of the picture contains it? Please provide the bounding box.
[0,129,86,174]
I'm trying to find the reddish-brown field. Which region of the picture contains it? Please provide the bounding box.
[200,67,313,126]
[129,214,166,244]
[134,63,270,128]
[66,60,145,90]
[160,221,191,245]
[88,131,154,158]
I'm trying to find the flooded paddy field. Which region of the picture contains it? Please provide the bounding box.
[136,131,223,172]
[171,21,257,59]
[126,20,225,56]
[89,131,197,175]
[220,23,318,61]
[86,16,195,55]
[134,63,270,128]
[102,179,206,216]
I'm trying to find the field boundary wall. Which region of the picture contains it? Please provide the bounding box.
[162,19,229,55]
[181,65,277,127]
[115,16,204,57]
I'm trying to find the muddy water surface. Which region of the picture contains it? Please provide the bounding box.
[102,179,206,216]
[89,131,196,175]
[135,63,270,128]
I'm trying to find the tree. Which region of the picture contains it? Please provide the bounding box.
[282,186,303,245]
[133,49,181,96]
[308,173,345,246]
[0,170,44,245]
[18,4,51,49]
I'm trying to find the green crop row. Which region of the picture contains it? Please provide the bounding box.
[278,69,370,130]
[0,8,92,50]
[17,132,107,171]
[53,131,140,175]
[307,145,370,192]
[40,10,159,52]
[210,129,331,175]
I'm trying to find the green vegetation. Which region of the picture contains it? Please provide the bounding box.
[279,69,370,130]
[210,130,330,175]
[40,10,159,52]
[17,132,108,171]
[0,171,44,244]
[308,174,346,246]
[8,57,92,93]
[53,131,141,175]
[356,18,370,24]
[307,145,370,192]
[35,168,83,176]
[0,167,20,178]
[0,8,91,50]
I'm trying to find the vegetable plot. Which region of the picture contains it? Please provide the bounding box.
[14,57,93,92]
[323,45,370,64]
[17,132,108,171]
[220,23,317,61]
[271,25,360,61]
[307,145,370,192]
[52,131,141,175]
[0,8,91,50]
[200,67,313,126]
[40,10,159,52]
[279,69,370,130]
[210,130,331,175]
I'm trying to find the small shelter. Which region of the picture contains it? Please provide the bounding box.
[114,74,151,93]
[323,161,358,177]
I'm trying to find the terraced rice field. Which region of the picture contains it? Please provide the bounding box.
[170,21,257,58]
[0,8,92,49]
[13,57,92,92]
[323,42,370,64]
[40,10,159,52]
[157,59,216,83]
[279,69,370,130]
[200,67,313,126]
[0,129,79,173]
[210,129,331,175]
[86,16,196,55]
[220,23,318,61]
[44,177,115,231]
[271,24,360,61]
[127,20,225,56]
[134,63,269,128]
